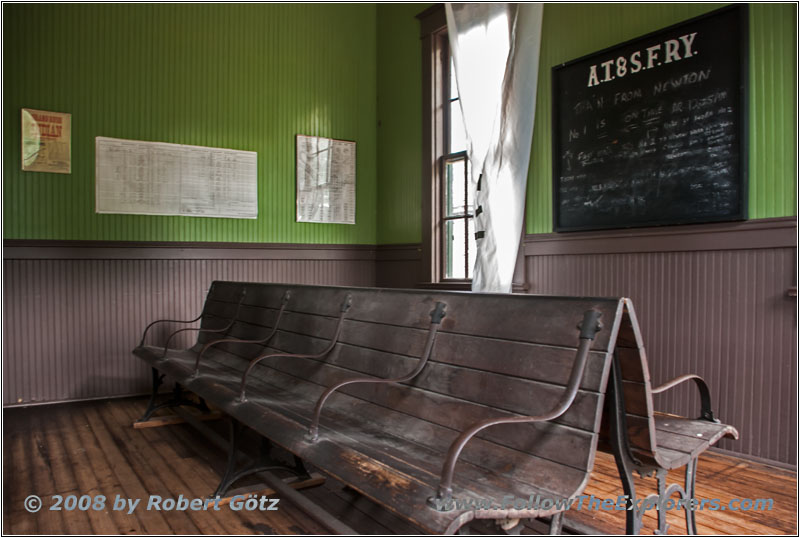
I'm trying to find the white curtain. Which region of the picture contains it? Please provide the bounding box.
[446,3,543,293]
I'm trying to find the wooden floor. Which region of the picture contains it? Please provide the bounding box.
[4,397,797,535]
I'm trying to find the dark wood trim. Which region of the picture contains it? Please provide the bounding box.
[513,215,529,292]
[420,11,439,284]
[416,281,471,291]
[3,239,378,261]
[375,244,423,262]
[419,5,448,284]
[416,4,446,37]
[524,217,797,256]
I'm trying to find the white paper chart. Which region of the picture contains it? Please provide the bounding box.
[95,137,258,219]
[296,135,356,224]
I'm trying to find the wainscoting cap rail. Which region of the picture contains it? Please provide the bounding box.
[2,240,379,261]
[523,217,796,256]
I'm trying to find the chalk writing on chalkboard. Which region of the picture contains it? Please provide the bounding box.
[552,5,747,232]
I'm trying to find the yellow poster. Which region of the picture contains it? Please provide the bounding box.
[21,108,71,174]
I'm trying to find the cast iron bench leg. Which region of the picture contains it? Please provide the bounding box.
[212,419,311,498]
[685,458,698,534]
[607,357,643,535]
[138,368,210,423]
[138,368,165,422]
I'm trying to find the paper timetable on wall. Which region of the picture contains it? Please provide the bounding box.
[95,136,257,219]
[296,135,356,224]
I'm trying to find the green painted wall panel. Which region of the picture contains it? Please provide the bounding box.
[748,3,797,219]
[527,3,797,233]
[376,4,427,244]
[6,4,795,243]
[4,4,377,243]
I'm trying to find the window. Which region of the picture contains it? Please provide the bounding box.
[419,7,475,285]
[418,5,527,291]
[441,57,475,279]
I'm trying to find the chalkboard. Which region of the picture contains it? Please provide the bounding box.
[552,5,748,232]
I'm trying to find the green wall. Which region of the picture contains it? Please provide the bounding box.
[374,2,797,241]
[5,4,795,243]
[376,4,427,245]
[3,3,377,243]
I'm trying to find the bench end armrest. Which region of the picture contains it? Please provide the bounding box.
[651,374,717,422]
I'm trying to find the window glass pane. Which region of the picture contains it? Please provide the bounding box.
[449,100,467,154]
[445,159,467,217]
[450,57,459,100]
[444,218,467,279]
[467,217,476,279]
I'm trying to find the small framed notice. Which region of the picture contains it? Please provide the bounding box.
[296,134,356,224]
[21,108,71,174]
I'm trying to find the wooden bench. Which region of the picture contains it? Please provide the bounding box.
[134,281,619,534]
[133,282,738,535]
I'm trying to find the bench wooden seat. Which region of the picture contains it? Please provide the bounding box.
[135,281,621,534]
[652,414,737,468]
[134,282,738,535]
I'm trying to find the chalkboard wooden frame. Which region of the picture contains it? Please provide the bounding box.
[552,5,748,232]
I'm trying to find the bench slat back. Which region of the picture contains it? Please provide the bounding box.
[196,281,626,477]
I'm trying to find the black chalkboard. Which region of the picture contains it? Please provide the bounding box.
[552,5,748,232]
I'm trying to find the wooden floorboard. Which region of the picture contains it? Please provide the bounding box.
[3,397,796,535]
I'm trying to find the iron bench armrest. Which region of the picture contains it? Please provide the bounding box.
[138,284,222,346]
[429,309,604,506]
[236,294,353,402]
[651,374,717,422]
[159,289,246,357]
[139,312,204,347]
[192,291,292,377]
[307,302,447,441]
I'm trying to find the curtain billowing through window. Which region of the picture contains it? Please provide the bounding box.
[445,3,543,293]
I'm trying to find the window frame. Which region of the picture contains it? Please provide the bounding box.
[418,5,473,287]
[441,150,472,280]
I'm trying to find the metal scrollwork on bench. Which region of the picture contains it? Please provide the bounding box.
[307,301,448,442]
[236,293,353,403]
[159,288,248,358]
[139,283,220,347]
[192,290,292,377]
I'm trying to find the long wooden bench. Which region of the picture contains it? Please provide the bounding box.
[133,281,738,535]
[134,282,619,534]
